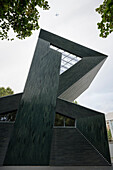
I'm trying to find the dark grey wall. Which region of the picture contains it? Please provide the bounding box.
[0,93,22,115]
[50,128,110,166]
[4,38,61,165]
[76,114,111,164]
[58,57,106,101]
[39,29,107,58]
[39,29,107,102]
[0,122,13,166]
[56,98,102,119]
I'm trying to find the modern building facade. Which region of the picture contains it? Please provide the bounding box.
[106,112,113,139]
[0,29,111,166]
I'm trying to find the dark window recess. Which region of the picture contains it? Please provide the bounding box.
[65,117,75,126]
[54,113,64,126]
[0,111,17,122]
[54,113,75,127]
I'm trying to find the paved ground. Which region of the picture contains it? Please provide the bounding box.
[0,166,113,170]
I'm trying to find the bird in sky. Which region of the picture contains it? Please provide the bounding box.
[55,13,59,16]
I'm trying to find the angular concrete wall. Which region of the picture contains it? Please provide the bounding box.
[77,114,111,164]
[0,29,111,166]
[4,38,61,165]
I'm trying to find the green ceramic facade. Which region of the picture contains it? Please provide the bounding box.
[4,38,61,165]
[77,114,111,163]
[0,29,111,166]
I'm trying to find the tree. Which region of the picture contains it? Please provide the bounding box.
[0,0,50,40]
[73,100,78,104]
[0,87,16,121]
[107,128,112,141]
[96,0,113,38]
[0,87,14,97]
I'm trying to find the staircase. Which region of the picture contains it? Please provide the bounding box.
[50,128,110,166]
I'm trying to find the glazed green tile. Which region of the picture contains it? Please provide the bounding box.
[4,38,61,165]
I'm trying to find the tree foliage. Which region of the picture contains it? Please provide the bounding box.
[0,87,14,97]
[0,87,16,121]
[107,128,112,141]
[96,0,113,38]
[0,0,50,40]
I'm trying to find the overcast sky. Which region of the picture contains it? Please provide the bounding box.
[0,0,113,114]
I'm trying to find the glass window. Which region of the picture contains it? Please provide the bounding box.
[54,113,75,127]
